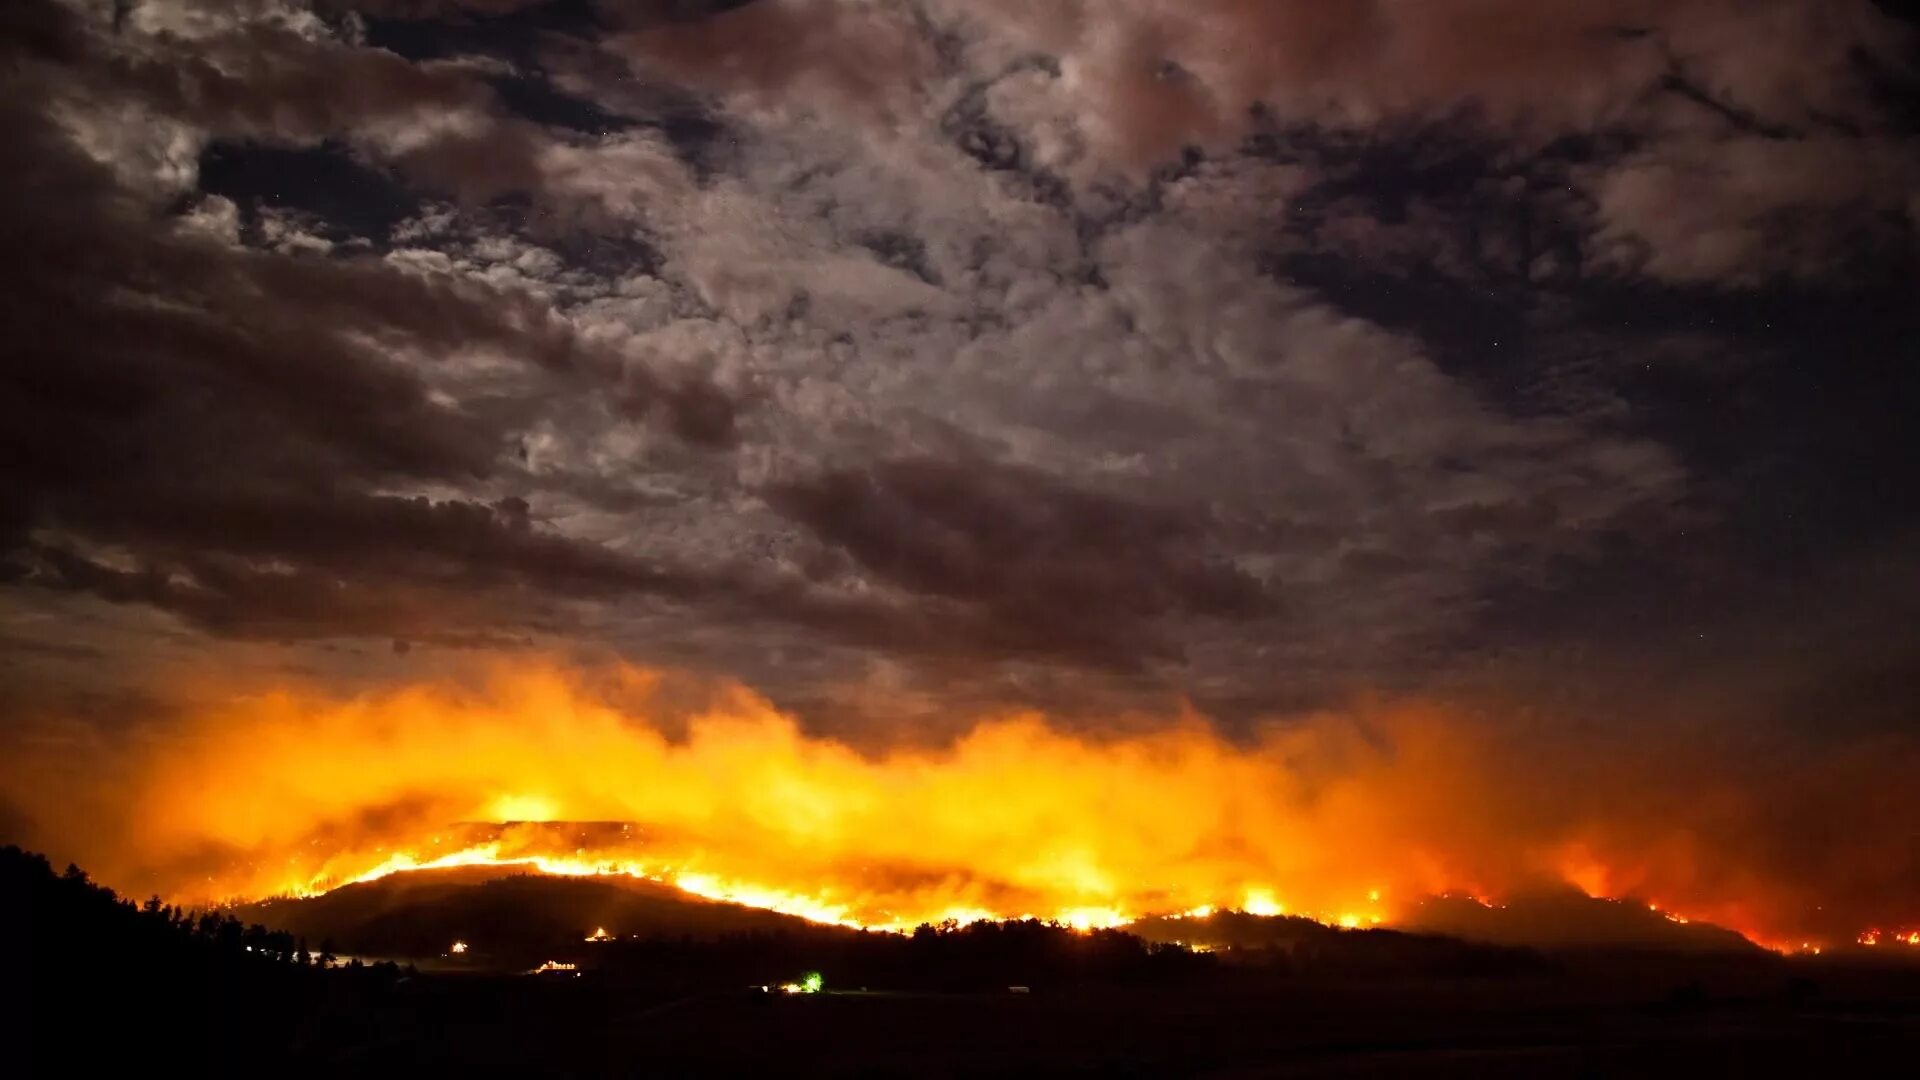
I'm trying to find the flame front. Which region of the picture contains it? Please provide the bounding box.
[5,663,1915,948]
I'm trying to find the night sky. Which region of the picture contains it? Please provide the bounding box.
[4,0,1919,756]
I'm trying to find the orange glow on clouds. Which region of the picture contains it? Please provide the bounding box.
[4,662,1914,947]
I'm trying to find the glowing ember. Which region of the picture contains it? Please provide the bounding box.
[449,941,468,955]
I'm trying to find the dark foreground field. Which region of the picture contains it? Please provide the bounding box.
[287,968,1920,1078]
[12,846,1920,1077]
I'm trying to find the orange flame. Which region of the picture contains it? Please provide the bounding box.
[4,662,1914,948]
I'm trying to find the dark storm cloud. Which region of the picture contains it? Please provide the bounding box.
[614,0,938,116]
[628,0,1915,285]
[767,457,1271,667]
[108,13,492,138]
[0,5,739,646]
[2,0,1918,732]
[16,489,713,642]
[104,6,561,207]
[329,0,562,18]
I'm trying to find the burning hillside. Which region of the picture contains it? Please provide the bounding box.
[2,663,1916,951]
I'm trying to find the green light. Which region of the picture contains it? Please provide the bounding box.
[802,971,823,993]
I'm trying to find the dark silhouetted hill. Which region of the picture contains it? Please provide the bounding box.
[237,866,845,961]
[236,868,1550,985]
[1128,910,1546,977]
[1402,888,1763,953]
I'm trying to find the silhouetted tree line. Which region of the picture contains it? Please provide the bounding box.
[4,845,408,1071]
[902,917,1219,989]
[563,917,1220,995]
[568,915,1537,995]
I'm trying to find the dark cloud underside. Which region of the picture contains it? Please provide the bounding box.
[0,0,1916,738]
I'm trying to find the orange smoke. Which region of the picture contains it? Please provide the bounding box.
[2,662,1913,946]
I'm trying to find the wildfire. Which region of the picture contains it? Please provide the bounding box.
[1059,907,1133,932]
[1241,890,1284,918]
[6,662,1915,951]
[1648,901,1688,926]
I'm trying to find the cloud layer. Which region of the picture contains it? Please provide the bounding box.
[1,0,1917,739]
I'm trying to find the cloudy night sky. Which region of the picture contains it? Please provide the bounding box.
[3,0,1919,765]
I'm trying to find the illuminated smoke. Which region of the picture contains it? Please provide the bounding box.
[2,662,1914,947]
